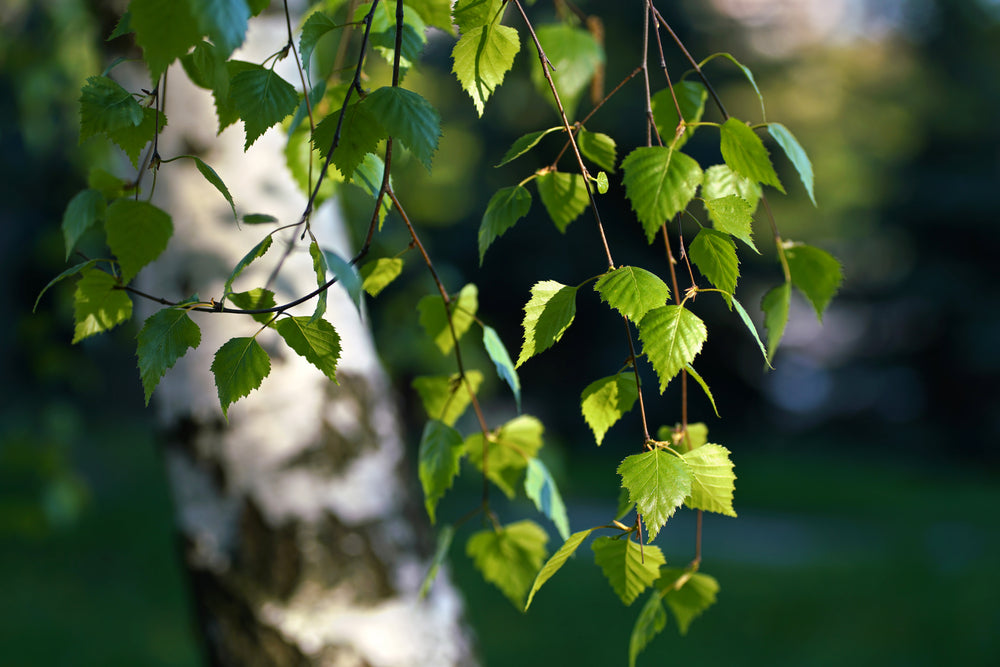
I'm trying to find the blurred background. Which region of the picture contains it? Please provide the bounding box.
[2,0,998,664]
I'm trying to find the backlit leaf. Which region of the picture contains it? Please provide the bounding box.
[531,24,604,119]
[536,171,588,233]
[299,11,339,76]
[365,86,441,171]
[689,228,739,304]
[618,449,692,540]
[452,0,503,33]
[230,66,299,149]
[761,282,791,363]
[638,305,708,392]
[651,79,707,150]
[479,185,532,264]
[35,260,99,313]
[366,3,427,71]
[62,189,105,260]
[412,371,484,427]
[657,568,719,635]
[629,590,668,667]
[769,122,816,204]
[467,520,548,609]
[72,268,132,343]
[682,443,736,517]
[785,243,843,321]
[360,257,403,297]
[418,420,465,523]
[719,118,784,192]
[274,316,341,383]
[321,248,363,314]
[452,23,520,117]
[229,288,276,324]
[496,127,561,167]
[129,0,201,81]
[136,308,201,405]
[211,336,271,419]
[703,195,757,253]
[525,458,570,541]
[580,373,638,446]
[578,129,618,173]
[595,265,671,323]
[410,0,455,35]
[702,163,761,214]
[517,280,578,367]
[482,325,521,411]
[525,528,595,611]
[622,147,703,243]
[105,199,173,283]
[417,283,479,355]
[466,415,543,498]
[592,536,665,606]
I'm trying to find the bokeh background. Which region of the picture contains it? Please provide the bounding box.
[2,0,998,664]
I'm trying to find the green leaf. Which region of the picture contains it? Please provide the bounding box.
[313,99,384,180]
[181,40,227,91]
[703,195,758,253]
[580,373,638,446]
[702,163,761,214]
[365,86,441,171]
[629,590,668,667]
[360,257,403,297]
[595,266,671,323]
[418,420,465,523]
[531,24,604,119]
[479,185,532,264]
[321,249,363,314]
[412,371,484,427]
[577,129,618,173]
[684,364,720,419]
[129,0,201,81]
[592,536,665,606]
[190,157,237,221]
[229,288,276,324]
[615,486,634,521]
[761,282,791,363]
[525,528,595,611]
[731,296,769,366]
[525,458,570,541]
[467,520,549,609]
[410,0,455,35]
[535,171,588,233]
[417,283,479,355]
[242,213,277,225]
[420,525,455,598]
[658,568,720,635]
[78,76,143,142]
[482,325,521,412]
[700,52,765,120]
[215,59,259,132]
[622,147,703,243]
[104,199,173,283]
[785,244,843,321]
[108,107,166,167]
[618,450,692,541]
[638,305,708,392]
[300,11,340,76]
[309,241,329,321]
[223,235,273,298]
[367,3,428,72]
[517,280,578,367]
[136,308,201,405]
[651,79,708,150]
[62,189,105,260]
[595,171,609,194]
[189,0,249,58]
[35,260,100,313]
[452,0,503,33]
[495,127,562,167]
[466,415,543,498]
[682,444,736,517]
[689,228,739,304]
[210,336,271,419]
[274,316,341,384]
[230,66,299,149]
[768,122,816,205]
[452,22,520,116]
[719,118,784,192]
[72,269,133,343]
[285,122,338,206]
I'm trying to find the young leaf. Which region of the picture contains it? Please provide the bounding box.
[364,86,441,171]
[223,235,273,298]
[419,524,455,598]
[719,118,784,192]
[452,0,504,33]
[412,371,484,427]
[535,171,588,233]
[284,121,337,205]
[580,373,638,445]
[479,185,532,264]
[592,536,665,606]
[230,66,299,149]
[700,52,765,120]
[658,568,720,635]
[768,122,816,204]
[622,147,703,243]
[638,305,708,392]
[761,282,791,363]
[321,249,363,314]
[62,189,105,260]
[702,163,761,214]
[78,75,143,143]
[35,260,99,313]
[629,590,668,667]
[525,528,596,611]
[530,24,604,119]
[785,244,843,321]
[274,316,341,384]
[618,449,693,541]
[578,129,618,173]
[703,195,758,253]
[466,415,544,498]
[72,268,133,343]
[129,0,201,80]
[229,288,276,324]
[211,336,271,419]
[189,0,249,59]
[682,444,736,517]
[496,127,562,167]
[136,309,201,405]
[452,23,520,117]
[417,283,479,355]
[731,296,769,366]
[418,420,465,523]
[360,257,403,297]
[651,79,708,150]
[467,520,549,609]
[192,157,237,221]
[482,325,521,412]
[517,280,578,367]
[525,458,570,541]
[104,199,173,283]
[596,171,609,194]
[689,228,739,304]
[684,364,720,418]
[299,11,340,76]
[595,265,672,323]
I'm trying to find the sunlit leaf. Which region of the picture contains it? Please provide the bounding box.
[496,127,562,167]
[211,336,271,419]
[684,364,720,418]
[467,520,548,609]
[274,316,341,383]
[657,568,720,635]
[136,308,201,405]
[689,228,739,305]
[682,443,736,517]
[452,22,520,117]
[360,257,403,297]
[638,305,708,392]
[618,449,692,541]
[417,283,478,355]
[592,536,665,606]
[651,79,707,150]
[531,23,604,119]
[580,373,638,446]
[719,118,784,192]
[703,195,757,253]
[412,371,484,427]
[35,260,99,313]
[578,129,618,173]
[525,528,595,611]
[785,243,843,321]
[702,163,761,215]
[517,280,578,367]
[466,415,543,498]
[104,199,173,283]
[622,147,703,243]
[630,590,668,667]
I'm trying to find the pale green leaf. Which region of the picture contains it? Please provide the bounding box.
[638,305,708,392]
[360,257,403,297]
[596,171,609,194]
[78,76,143,142]
[479,185,532,264]
[420,525,455,598]
[289,78,324,138]
[719,118,784,192]
[72,268,132,343]
[684,364,720,418]
[412,371,484,427]
[35,260,100,313]
[517,280,578,367]
[761,282,790,363]
[274,316,341,384]
[136,309,201,405]
[223,235,273,298]
[211,336,271,419]
[452,23,520,117]
[230,66,299,149]
[657,568,720,635]
[769,122,816,204]
[689,228,739,304]
[496,127,561,167]
[535,171,588,233]
[189,0,249,58]
[531,24,604,119]
[62,189,105,260]
[785,244,843,321]
[682,444,736,517]
[482,325,521,411]
[580,373,638,446]
[105,199,173,283]
[417,283,478,355]
[452,0,504,33]
[229,288,276,324]
[651,79,707,150]
[525,458,570,541]
[595,266,672,323]
[629,590,668,667]
[702,163,761,214]
[703,195,757,253]
[618,450,692,541]
[129,0,201,80]
[367,3,427,72]
[321,249,363,313]
[418,420,465,523]
[467,520,549,609]
[592,536,666,606]
[525,528,595,611]
[578,129,618,173]
[466,415,543,498]
[622,147,703,243]
[731,296,769,366]
[365,86,441,171]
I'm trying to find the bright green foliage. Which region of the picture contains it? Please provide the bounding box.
[731,296,770,365]
[719,118,784,192]
[704,195,757,253]
[78,76,143,143]
[622,147,703,242]
[136,309,201,405]
[230,66,299,149]
[129,0,201,81]
[580,373,638,445]
[467,520,549,608]
[417,283,478,355]
[465,414,543,498]
[320,248,363,313]
[482,325,521,411]
[229,288,276,324]
[761,282,791,362]
[517,280,578,367]
[524,458,570,541]
[595,171,609,194]
[210,336,271,419]
[420,524,455,598]
[274,316,341,383]
[768,122,816,204]
[104,199,173,283]
[525,528,596,610]
[618,449,693,541]
[595,266,671,323]
[412,371,484,427]
[310,241,330,321]
[62,189,105,260]
[299,11,339,76]
[684,364,720,418]
[651,80,707,150]
[496,127,561,167]
[223,235,272,298]
[578,129,618,173]
[453,0,504,34]
[360,257,404,297]
[682,444,736,517]
[638,305,708,392]
[365,86,441,171]
[189,0,249,58]
[111,107,166,167]
[682,423,709,452]
[35,260,99,313]
[451,0,520,117]
[479,185,532,264]
[191,157,237,221]
[410,0,455,35]
[418,420,465,523]
[630,591,668,667]
[657,568,720,635]
[689,228,739,304]
[702,163,761,214]
[72,269,133,343]
[592,536,665,606]
[535,171,588,233]
[531,24,604,119]
[785,243,843,321]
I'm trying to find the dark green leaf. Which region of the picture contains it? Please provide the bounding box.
[719,118,784,192]
[72,268,132,343]
[595,266,671,323]
[189,0,249,58]
[210,336,271,419]
[230,66,299,149]
[592,536,665,606]
[536,171,588,233]
[700,52,765,120]
[79,76,143,142]
[418,420,465,523]
[300,11,340,76]
[35,260,100,313]
[761,282,791,363]
[618,449,693,540]
[525,458,570,541]
[321,249,363,314]
[467,520,548,609]
[517,280,578,367]
[417,283,479,355]
[496,127,562,167]
[580,373,638,446]
[682,444,736,517]
[105,199,173,283]
[367,3,428,71]
[578,129,618,173]
[136,308,201,405]
[365,86,441,171]
[785,243,843,321]
[482,325,521,411]
[689,228,739,304]
[274,316,341,383]
[242,213,278,225]
[62,189,105,260]
[651,79,708,150]
[108,107,166,167]
[192,157,237,221]
[229,288,276,324]
[313,99,384,180]
[129,0,201,81]
[638,305,708,392]
[525,528,596,611]
[622,147,703,243]
[479,185,532,264]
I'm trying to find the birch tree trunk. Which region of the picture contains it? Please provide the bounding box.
[134,9,475,666]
